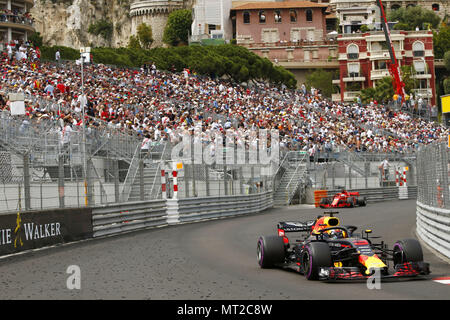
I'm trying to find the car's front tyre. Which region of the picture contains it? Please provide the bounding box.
[393,238,423,266]
[301,242,332,280]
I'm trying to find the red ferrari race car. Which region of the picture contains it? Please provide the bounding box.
[257,211,430,281]
[319,190,366,208]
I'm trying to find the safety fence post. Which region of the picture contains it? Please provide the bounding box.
[161,169,167,199]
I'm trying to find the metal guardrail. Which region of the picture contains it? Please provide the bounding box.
[171,192,273,224]
[416,201,450,259]
[92,192,273,238]
[92,199,167,238]
[324,186,418,203]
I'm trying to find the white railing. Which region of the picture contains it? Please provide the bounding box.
[370,69,390,79]
[416,201,450,259]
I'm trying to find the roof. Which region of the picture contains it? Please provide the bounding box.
[231,1,329,11]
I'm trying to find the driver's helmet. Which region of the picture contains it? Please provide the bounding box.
[328,229,344,239]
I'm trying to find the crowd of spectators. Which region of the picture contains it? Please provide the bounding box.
[0,9,33,25]
[0,43,448,156]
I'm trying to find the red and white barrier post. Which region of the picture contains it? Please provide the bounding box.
[172,163,178,199]
[395,167,400,186]
[402,167,407,186]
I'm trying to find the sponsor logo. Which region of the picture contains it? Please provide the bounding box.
[0,212,62,248]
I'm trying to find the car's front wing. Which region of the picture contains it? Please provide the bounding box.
[318,261,431,282]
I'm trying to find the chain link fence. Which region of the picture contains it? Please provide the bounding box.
[307,151,417,190]
[416,141,450,209]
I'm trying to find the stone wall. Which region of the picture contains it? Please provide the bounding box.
[31,0,195,49]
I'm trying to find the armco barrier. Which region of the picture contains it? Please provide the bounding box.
[167,191,274,224]
[92,200,167,237]
[92,192,274,237]
[325,186,417,203]
[416,201,450,259]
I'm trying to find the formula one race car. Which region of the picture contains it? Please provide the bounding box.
[319,190,366,208]
[257,211,430,281]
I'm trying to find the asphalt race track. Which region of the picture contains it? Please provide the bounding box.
[0,199,449,299]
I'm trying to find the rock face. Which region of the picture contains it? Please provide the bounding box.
[31,0,133,48]
[30,0,194,49]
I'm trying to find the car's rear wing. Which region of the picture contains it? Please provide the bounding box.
[278,221,315,232]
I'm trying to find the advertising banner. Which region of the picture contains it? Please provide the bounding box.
[0,208,93,256]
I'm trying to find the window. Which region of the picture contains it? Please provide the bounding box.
[290,9,297,22]
[274,10,282,23]
[413,60,426,74]
[374,60,387,70]
[243,11,250,24]
[432,4,439,11]
[262,29,279,43]
[347,63,360,77]
[306,9,313,22]
[413,41,425,57]
[347,44,359,60]
[259,10,266,23]
[391,4,401,10]
[291,28,301,42]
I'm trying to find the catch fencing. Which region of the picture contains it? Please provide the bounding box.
[415,141,450,259]
[308,150,417,190]
[0,112,275,213]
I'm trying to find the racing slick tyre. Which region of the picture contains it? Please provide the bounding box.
[393,238,423,266]
[346,197,355,208]
[319,197,330,208]
[257,236,285,268]
[357,197,367,207]
[301,242,332,280]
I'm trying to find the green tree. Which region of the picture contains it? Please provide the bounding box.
[444,50,450,72]
[136,23,154,49]
[389,6,441,30]
[434,25,450,59]
[127,35,142,50]
[444,78,450,95]
[88,19,114,42]
[305,69,334,98]
[163,9,193,46]
[29,32,43,48]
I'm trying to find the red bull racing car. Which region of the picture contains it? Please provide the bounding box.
[257,211,430,281]
[319,190,367,208]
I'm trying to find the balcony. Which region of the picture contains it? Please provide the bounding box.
[412,73,432,80]
[332,93,342,102]
[370,69,390,80]
[369,51,391,60]
[332,79,341,85]
[344,91,361,102]
[0,13,35,32]
[343,73,366,82]
[413,88,433,98]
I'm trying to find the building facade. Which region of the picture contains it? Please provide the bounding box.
[0,0,35,43]
[191,0,233,43]
[333,30,436,105]
[331,0,449,34]
[130,0,189,47]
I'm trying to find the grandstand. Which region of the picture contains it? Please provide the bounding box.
[0,42,448,210]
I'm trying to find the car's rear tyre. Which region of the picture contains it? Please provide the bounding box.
[393,238,423,266]
[302,242,332,280]
[357,197,367,206]
[319,197,330,207]
[257,236,285,268]
[347,196,355,208]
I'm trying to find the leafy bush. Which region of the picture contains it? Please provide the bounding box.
[39,44,297,88]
